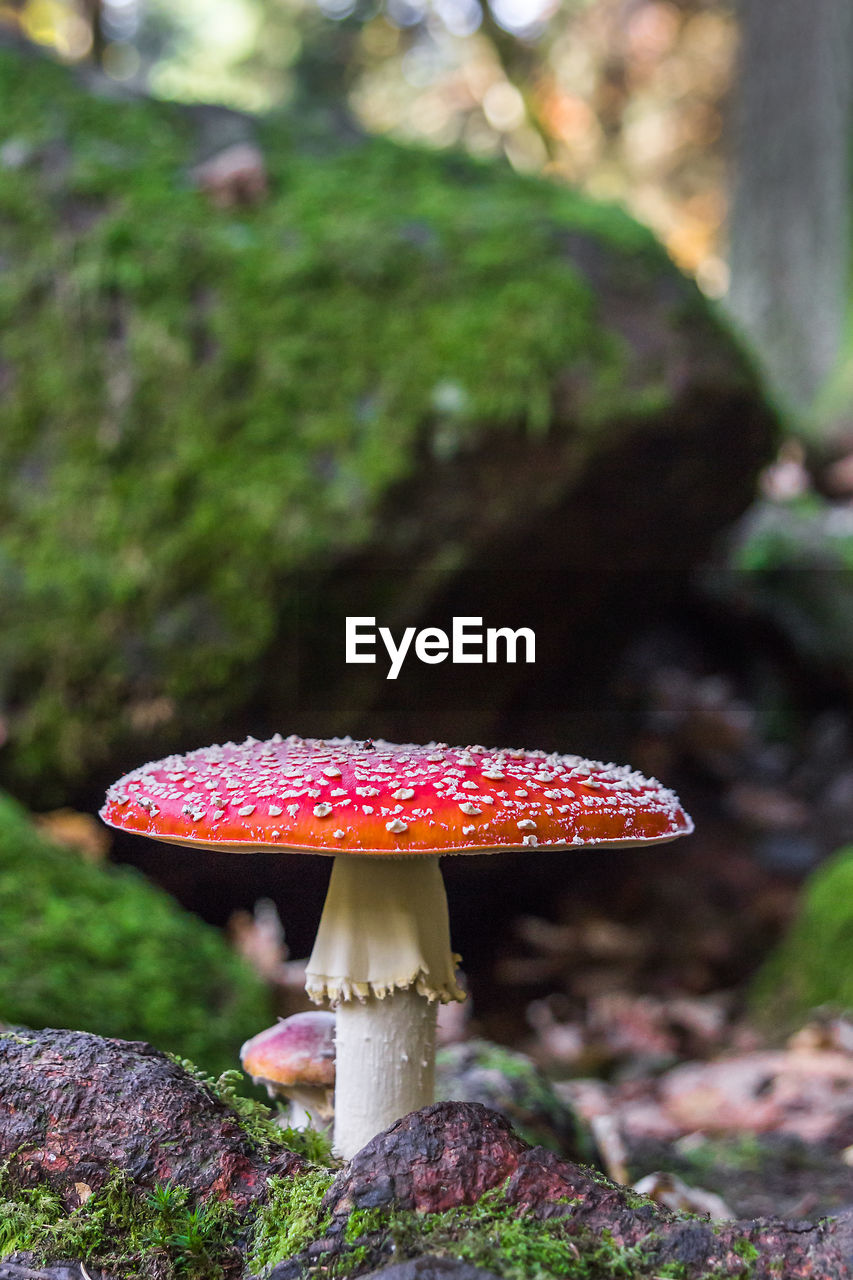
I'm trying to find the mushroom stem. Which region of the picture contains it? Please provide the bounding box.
[283,1084,334,1132]
[334,989,437,1158]
[305,854,464,1158]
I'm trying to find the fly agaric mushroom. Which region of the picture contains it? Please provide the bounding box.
[100,735,692,1157]
[241,1011,335,1129]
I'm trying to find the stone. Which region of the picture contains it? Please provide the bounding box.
[435,1039,599,1164]
[0,1028,304,1213]
[0,44,777,805]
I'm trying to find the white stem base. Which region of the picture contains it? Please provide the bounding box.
[284,1085,334,1132]
[286,1097,314,1131]
[333,988,437,1159]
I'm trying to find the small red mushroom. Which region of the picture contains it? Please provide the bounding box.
[241,1011,335,1129]
[101,735,692,1157]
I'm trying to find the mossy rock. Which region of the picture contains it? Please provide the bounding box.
[751,842,853,1030]
[0,44,776,802]
[712,493,853,692]
[435,1039,599,1165]
[0,790,272,1071]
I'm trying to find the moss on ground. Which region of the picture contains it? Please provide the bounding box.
[0,1052,335,1277]
[0,1166,334,1280]
[248,1169,336,1273]
[0,1171,242,1280]
[751,842,853,1030]
[248,1181,754,1279]
[178,1061,335,1166]
[0,1143,764,1280]
[0,790,272,1072]
[0,45,687,798]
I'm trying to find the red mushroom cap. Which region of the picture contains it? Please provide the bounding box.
[100,735,693,855]
[241,1011,336,1088]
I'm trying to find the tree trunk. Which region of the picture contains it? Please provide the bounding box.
[728,0,852,411]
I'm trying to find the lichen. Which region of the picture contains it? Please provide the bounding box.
[0,45,687,800]
[0,791,271,1073]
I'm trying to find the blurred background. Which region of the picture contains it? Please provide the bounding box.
[3,0,853,1221]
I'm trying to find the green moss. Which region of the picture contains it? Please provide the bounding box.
[718,495,853,686]
[751,843,853,1030]
[248,1182,757,1280]
[669,1135,766,1181]
[0,791,272,1073]
[0,46,689,798]
[176,1062,335,1165]
[331,1195,695,1280]
[0,1164,335,1280]
[335,1193,595,1279]
[0,1155,765,1280]
[0,1169,240,1279]
[0,1049,336,1277]
[248,1170,335,1274]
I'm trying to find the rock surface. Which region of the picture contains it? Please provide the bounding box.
[320,1102,853,1278]
[435,1038,599,1162]
[323,1103,623,1222]
[6,1030,853,1277]
[0,1028,304,1212]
